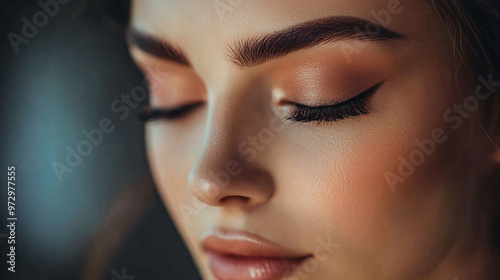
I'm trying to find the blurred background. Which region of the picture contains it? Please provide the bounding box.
[0,0,201,279]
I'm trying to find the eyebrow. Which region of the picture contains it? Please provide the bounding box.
[229,16,404,67]
[127,29,191,66]
[128,16,403,68]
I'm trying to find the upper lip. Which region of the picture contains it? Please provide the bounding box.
[201,229,310,259]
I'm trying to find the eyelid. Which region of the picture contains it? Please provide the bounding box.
[286,82,383,108]
[139,82,382,123]
[284,81,383,123]
[139,101,204,122]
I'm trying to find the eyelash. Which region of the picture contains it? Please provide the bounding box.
[139,83,381,123]
[139,102,204,122]
[286,82,382,124]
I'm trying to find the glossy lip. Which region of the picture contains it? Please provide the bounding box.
[202,229,313,280]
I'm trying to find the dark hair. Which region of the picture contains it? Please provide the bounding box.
[430,0,500,253]
[431,0,500,137]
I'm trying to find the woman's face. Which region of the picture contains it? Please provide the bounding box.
[129,0,494,279]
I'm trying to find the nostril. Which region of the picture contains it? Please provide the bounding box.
[219,195,250,204]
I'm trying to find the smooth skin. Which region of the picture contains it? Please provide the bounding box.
[129,0,500,279]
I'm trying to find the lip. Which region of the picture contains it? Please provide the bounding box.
[202,229,312,280]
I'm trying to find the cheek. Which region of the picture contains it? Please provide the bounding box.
[145,118,206,230]
[146,124,189,211]
[269,63,460,273]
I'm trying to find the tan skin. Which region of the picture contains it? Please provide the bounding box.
[129,0,500,279]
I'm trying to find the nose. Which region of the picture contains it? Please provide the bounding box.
[188,90,275,208]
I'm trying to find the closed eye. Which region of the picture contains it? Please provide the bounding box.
[139,101,204,122]
[285,82,382,124]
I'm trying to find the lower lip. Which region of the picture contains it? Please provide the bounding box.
[207,252,309,280]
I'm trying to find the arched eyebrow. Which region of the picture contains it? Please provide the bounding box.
[127,28,191,67]
[128,16,404,68]
[228,16,404,68]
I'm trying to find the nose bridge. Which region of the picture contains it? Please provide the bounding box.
[204,82,256,166]
[200,69,273,167]
[193,84,257,181]
[188,78,275,207]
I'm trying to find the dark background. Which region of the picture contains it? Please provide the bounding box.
[0,0,201,279]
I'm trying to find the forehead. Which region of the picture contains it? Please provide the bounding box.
[131,0,431,43]
[130,0,436,77]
